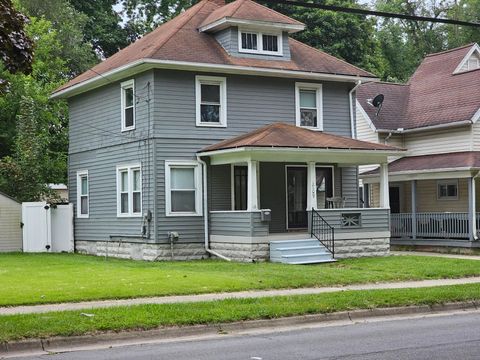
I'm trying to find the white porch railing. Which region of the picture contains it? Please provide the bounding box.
[391,212,471,239]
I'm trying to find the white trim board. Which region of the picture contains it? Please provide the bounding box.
[453,43,480,74]
[51,59,378,99]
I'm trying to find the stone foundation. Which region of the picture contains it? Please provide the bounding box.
[210,242,270,262]
[75,240,207,261]
[334,232,390,259]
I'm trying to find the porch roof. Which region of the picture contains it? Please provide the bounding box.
[198,123,405,165]
[201,123,404,152]
[361,151,480,182]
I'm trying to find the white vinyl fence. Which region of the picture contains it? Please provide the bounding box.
[22,202,74,252]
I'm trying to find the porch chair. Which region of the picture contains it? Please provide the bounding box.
[326,196,346,208]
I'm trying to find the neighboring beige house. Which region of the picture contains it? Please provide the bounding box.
[356,43,480,248]
[0,191,22,252]
[48,184,69,202]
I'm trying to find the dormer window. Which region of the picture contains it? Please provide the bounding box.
[238,30,282,56]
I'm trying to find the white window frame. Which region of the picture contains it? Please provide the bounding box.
[121,79,135,132]
[295,82,323,131]
[76,170,89,218]
[238,30,283,56]
[437,179,459,201]
[165,160,203,217]
[195,76,227,128]
[116,163,142,217]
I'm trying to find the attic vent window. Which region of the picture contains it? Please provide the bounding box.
[238,31,282,56]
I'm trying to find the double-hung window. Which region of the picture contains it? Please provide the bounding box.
[232,165,248,211]
[121,79,135,131]
[76,170,89,218]
[437,180,458,200]
[239,31,282,55]
[195,76,227,127]
[295,82,323,130]
[165,161,202,216]
[117,164,142,217]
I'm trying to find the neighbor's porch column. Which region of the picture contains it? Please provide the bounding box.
[468,176,477,241]
[307,161,317,210]
[411,180,417,239]
[379,163,390,209]
[247,159,258,211]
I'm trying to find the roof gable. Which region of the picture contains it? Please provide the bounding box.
[357,43,480,132]
[453,43,480,74]
[199,0,304,32]
[53,0,375,98]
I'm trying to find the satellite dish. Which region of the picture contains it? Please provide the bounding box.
[372,94,384,117]
[372,94,384,108]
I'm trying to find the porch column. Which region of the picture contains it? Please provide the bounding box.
[247,160,258,211]
[379,163,390,209]
[468,176,477,241]
[411,180,417,239]
[307,162,317,210]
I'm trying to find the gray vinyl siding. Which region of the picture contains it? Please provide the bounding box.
[153,69,353,140]
[316,208,390,234]
[210,211,269,237]
[214,28,291,61]
[69,141,154,242]
[70,67,357,245]
[341,167,359,207]
[208,164,231,211]
[68,71,154,154]
[259,162,286,233]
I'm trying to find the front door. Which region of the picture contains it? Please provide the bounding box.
[286,167,308,229]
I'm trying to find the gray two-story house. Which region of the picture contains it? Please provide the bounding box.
[52,0,403,263]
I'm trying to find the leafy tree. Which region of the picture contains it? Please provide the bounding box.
[0,17,68,200]
[16,0,98,77]
[69,0,131,58]
[0,0,33,76]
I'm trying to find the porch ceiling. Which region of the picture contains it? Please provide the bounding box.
[198,122,404,165]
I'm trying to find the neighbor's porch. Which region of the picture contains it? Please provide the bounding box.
[362,163,480,247]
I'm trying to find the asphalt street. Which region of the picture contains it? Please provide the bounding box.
[14,311,480,360]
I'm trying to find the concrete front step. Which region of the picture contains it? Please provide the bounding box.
[270,238,333,264]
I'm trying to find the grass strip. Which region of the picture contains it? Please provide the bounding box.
[1,283,480,342]
[2,253,480,306]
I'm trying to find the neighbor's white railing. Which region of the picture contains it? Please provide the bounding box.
[391,212,470,239]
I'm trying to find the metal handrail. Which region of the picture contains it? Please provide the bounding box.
[311,208,335,257]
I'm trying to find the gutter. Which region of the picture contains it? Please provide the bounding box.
[376,120,472,134]
[349,80,362,139]
[51,59,378,99]
[196,155,231,261]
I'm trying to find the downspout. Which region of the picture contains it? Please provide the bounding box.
[349,80,362,139]
[196,155,231,261]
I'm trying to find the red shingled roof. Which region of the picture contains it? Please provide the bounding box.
[200,122,404,152]
[54,0,375,95]
[200,0,304,28]
[357,44,480,131]
[362,152,480,176]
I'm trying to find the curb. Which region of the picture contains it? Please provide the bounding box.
[1,301,479,357]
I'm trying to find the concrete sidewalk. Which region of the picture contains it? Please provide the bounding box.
[2,276,480,316]
[391,251,480,261]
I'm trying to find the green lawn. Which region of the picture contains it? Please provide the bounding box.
[1,253,480,307]
[1,283,480,342]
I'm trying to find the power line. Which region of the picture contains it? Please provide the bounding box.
[260,0,480,28]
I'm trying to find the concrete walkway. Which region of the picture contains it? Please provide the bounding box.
[391,251,480,261]
[2,276,480,316]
